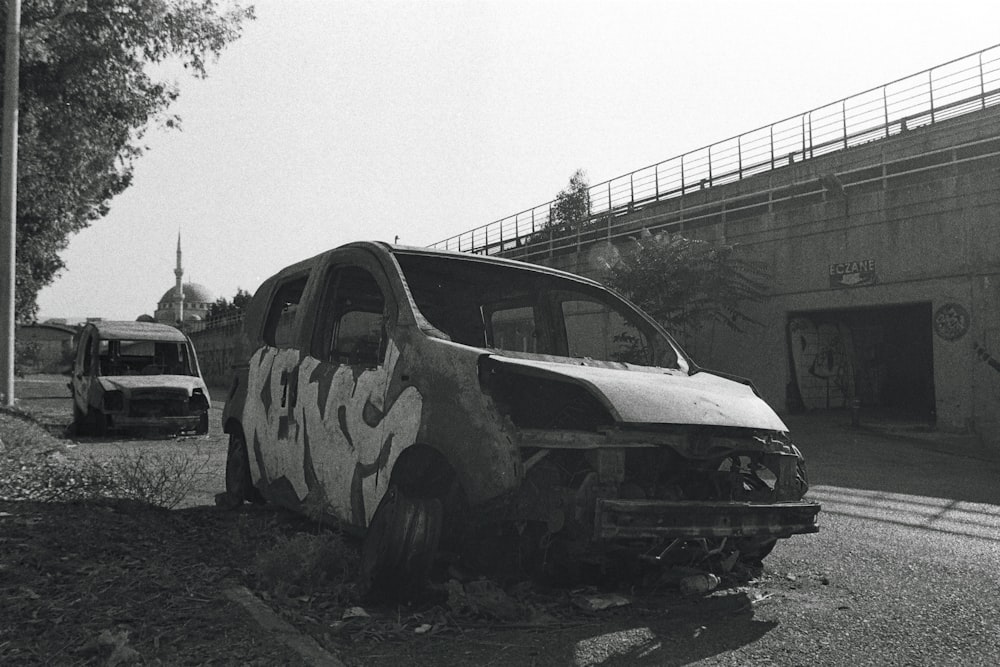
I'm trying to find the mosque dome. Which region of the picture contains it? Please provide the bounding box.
[158,282,214,306]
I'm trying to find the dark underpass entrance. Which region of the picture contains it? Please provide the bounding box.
[787,302,936,421]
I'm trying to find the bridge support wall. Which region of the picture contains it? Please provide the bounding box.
[512,107,1000,447]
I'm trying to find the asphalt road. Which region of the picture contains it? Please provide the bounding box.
[13,376,1000,665]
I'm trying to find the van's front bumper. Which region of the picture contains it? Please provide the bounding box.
[594,498,821,540]
[109,414,205,432]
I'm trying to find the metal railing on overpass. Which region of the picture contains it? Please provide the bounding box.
[430,44,1000,257]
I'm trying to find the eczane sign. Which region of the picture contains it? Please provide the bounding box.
[829,259,876,288]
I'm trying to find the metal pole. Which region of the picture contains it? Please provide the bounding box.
[737,135,742,179]
[979,52,986,110]
[929,69,936,124]
[842,100,848,150]
[1,0,22,407]
[770,125,774,170]
[883,86,890,138]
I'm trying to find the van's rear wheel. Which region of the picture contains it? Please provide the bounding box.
[221,430,261,507]
[360,485,442,598]
[89,408,107,437]
[196,411,209,435]
[72,403,87,436]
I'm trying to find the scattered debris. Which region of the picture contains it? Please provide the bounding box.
[733,590,776,614]
[342,606,370,620]
[679,573,720,596]
[446,578,525,621]
[79,629,141,667]
[571,592,632,612]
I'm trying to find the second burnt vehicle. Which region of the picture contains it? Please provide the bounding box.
[220,242,819,591]
[70,321,211,436]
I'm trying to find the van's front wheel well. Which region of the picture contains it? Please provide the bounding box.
[361,444,463,598]
[389,444,462,499]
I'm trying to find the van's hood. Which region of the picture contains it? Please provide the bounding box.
[488,355,787,432]
[97,375,207,396]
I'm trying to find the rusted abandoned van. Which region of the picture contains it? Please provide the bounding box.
[71,321,210,436]
[220,242,819,590]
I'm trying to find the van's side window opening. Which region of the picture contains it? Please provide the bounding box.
[316,266,387,367]
[264,276,309,347]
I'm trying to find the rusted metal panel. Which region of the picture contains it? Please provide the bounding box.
[88,321,189,342]
[487,356,787,431]
[594,499,821,540]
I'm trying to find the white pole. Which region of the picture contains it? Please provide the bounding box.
[1,0,22,406]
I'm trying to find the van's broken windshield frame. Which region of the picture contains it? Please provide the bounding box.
[393,251,685,370]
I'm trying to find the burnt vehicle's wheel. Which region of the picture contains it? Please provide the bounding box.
[72,403,88,436]
[360,485,442,598]
[220,430,262,507]
[196,411,209,435]
[89,408,107,437]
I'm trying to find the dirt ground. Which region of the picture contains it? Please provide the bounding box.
[11,375,998,666]
[3,375,791,666]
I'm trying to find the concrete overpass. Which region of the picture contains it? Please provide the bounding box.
[432,45,1000,445]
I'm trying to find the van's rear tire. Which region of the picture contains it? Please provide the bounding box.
[72,403,87,436]
[196,411,209,435]
[90,408,107,437]
[222,430,262,506]
[360,485,442,598]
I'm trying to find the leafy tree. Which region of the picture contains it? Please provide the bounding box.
[4,0,254,322]
[605,231,770,346]
[547,168,591,233]
[207,286,251,321]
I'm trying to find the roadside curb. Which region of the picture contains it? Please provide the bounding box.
[224,586,345,667]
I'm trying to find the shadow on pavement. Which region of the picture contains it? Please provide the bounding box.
[784,410,1000,506]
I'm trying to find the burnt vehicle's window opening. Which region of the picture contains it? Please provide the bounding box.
[560,297,651,364]
[489,373,614,431]
[395,252,677,368]
[97,339,195,376]
[315,266,387,367]
[488,303,540,353]
[264,275,309,346]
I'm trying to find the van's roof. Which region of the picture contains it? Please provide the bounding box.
[86,321,189,342]
[367,241,608,288]
[256,241,608,294]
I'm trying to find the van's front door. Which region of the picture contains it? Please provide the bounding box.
[246,258,422,528]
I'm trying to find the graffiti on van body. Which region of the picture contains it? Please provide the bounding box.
[243,342,423,526]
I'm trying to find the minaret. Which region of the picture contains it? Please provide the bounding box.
[174,232,185,323]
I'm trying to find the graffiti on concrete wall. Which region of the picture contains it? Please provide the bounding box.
[934,303,970,341]
[789,317,855,409]
[974,341,1000,374]
[973,335,1000,404]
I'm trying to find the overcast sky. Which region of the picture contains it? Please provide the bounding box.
[34,0,1000,321]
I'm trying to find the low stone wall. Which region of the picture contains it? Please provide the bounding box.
[189,319,244,389]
